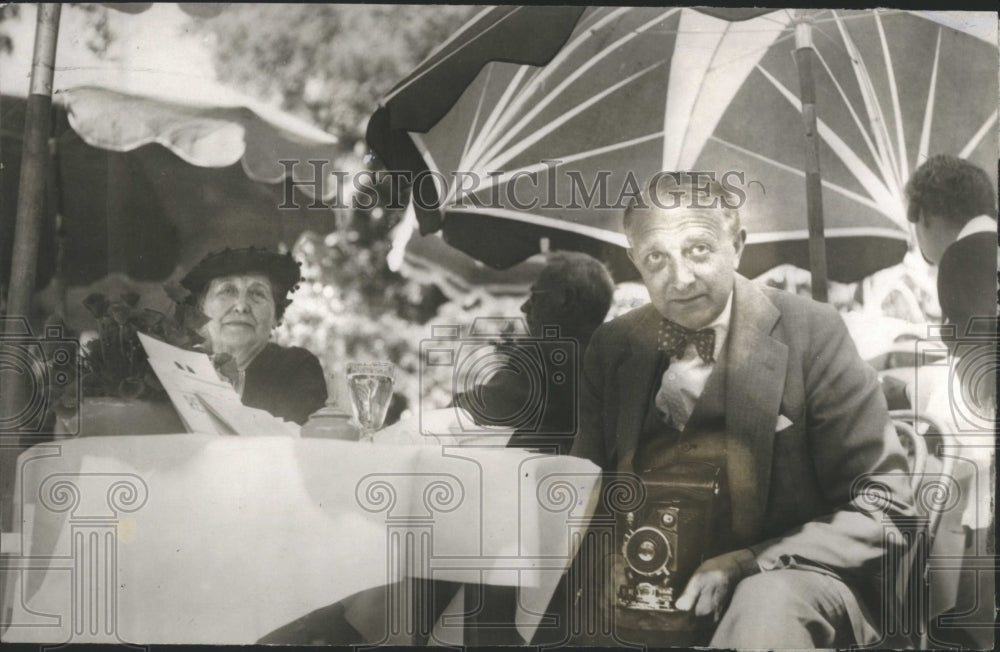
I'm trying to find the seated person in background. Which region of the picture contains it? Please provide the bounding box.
[907,155,996,472]
[570,172,914,647]
[906,155,997,648]
[906,154,997,399]
[454,251,615,454]
[180,247,327,425]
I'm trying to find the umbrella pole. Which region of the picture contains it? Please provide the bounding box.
[794,18,829,303]
[5,4,60,320]
[1,4,61,531]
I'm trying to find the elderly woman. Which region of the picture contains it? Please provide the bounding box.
[180,247,327,425]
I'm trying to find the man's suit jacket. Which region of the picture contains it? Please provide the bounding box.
[571,274,915,611]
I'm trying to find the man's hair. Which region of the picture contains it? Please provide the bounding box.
[623,172,742,240]
[905,155,997,225]
[542,251,615,328]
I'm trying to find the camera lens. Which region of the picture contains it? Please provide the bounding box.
[624,527,671,576]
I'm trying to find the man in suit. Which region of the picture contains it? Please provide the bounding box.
[455,251,615,454]
[570,172,914,647]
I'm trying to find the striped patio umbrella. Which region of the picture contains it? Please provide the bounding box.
[367,6,998,283]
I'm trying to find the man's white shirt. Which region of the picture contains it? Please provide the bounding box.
[654,292,733,431]
[955,214,997,240]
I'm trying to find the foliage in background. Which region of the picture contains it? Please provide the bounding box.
[0,4,114,57]
[70,288,207,403]
[0,4,20,54]
[192,4,483,418]
[69,3,115,56]
[192,4,478,143]
[275,263,525,416]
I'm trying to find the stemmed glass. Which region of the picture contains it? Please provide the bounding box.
[345,361,395,442]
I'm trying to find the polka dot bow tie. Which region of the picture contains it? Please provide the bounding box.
[658,319,716,363]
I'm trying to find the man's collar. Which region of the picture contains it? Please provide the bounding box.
[707,291,734,359]
[957,215,997,240]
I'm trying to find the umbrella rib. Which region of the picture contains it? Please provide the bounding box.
[916,28,943,167]
[461,65,495,164]
[759,11,794,27]
[458,131,665,207]
[472,10,622,159]
[754,65,899,217]
[459,160,558,204]
[645,25,802,36]
[480,62,666,172]
[702,28,796,75]
[709,135,887,215]
[555,131,666,167]
[477,7,646,148]
[746,226,908,244]
[381,7,522,102]
[874,10,909,183]
[959,110,999,159]
[412,132,458,207]
[811,47,890,185]
[456,206,629,246]
[470,7,633,158]
[474,9,678,171]
[831,12,894,177]
[675,18,737,168]
[808,9,909,33]
[915,10,1000,44]
[450,208,907,249]
[466,131,667,202]
[463,65,532,169]
[411,132,444,181]
[831,12,902,200]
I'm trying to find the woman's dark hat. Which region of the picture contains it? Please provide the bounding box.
[180,247,303,321]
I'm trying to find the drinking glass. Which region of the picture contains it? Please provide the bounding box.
[345,361,395,441]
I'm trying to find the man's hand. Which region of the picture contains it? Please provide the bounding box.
[673,548,758,622]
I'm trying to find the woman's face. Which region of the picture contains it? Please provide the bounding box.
[200,273,276,357]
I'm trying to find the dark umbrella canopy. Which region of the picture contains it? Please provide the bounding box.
[367,7,998,283]
[1,90,342,291]
[366,5,586,236]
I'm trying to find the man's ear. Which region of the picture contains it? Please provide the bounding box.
[731,228,747,268]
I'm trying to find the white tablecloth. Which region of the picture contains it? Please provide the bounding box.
[1,434,601,644]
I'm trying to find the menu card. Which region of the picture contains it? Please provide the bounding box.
[137,333,299,437]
